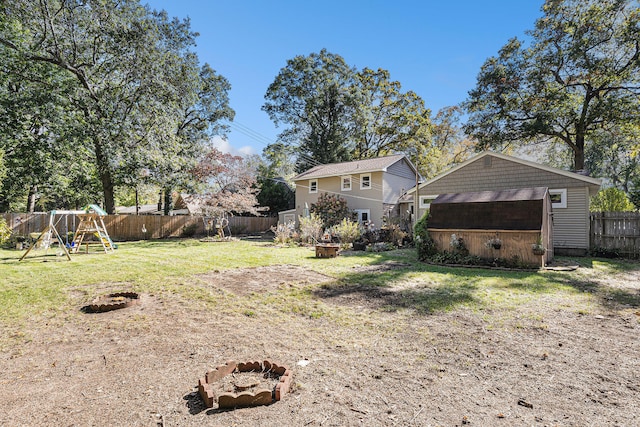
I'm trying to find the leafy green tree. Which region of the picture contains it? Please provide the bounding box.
[263,49,358,172]
[352,68,432,161]
[256,178,294,216]
[0,39,86,211]
[425,106,476,178]
[1,1,233,213]
[464,0,640,171]
[263,50,439,174]
[255,143,296,216]
[0,148,6,189]
[590,187,636,211]
[585,126,639,195]
[260,143,297,183]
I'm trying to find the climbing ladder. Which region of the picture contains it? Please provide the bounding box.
[71,213,115,254]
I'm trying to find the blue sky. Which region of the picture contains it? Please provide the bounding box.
[144,1,544,156]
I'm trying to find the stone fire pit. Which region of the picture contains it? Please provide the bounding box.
[198,360,293,409]
[86,292,140,313]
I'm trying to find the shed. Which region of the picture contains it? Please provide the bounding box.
[407,151,601,255]
[428,187,553,266]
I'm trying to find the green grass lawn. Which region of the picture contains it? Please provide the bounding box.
[1,238,638,327]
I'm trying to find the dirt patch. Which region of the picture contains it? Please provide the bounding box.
[197,264,332,295]
[1,264,639,426]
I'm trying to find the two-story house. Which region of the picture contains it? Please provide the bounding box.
[282,154,418,227]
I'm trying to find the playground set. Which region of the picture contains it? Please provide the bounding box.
[19,204,115,261]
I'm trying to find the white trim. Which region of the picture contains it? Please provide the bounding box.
[309,179,318,194]
[360,173,372,190]
[412,151,601,192]
[549,188,567,209]
[341,175,352,191]
[419,195,439,209]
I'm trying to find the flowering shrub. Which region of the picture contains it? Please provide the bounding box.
[330,218,362,248]
[310,193,352,228]
[449,233,468,255]
[271,221,295,245]
[298,213,323,244]
[484,237,502,249]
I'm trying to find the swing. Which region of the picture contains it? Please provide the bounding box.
[19,205,114,261]
[19,211,72,261]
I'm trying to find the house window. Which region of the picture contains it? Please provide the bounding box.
[341,175,352,191]
[354,209,371,225]
[309,179,318,193]
[549,188,567,209]
[419,195,438,209]
[360,173,371,190]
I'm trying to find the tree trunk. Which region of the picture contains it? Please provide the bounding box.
[27,185,37,213]
[100,170,115,214]
[573,134,585,171]
[94,138,115,213]
[163,187,172,215]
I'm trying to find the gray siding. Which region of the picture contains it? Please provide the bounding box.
[424,156,593,194]
[387,158,416,180]
[383,173,416,204]
[420,154,594,250]
[553,187,589,249]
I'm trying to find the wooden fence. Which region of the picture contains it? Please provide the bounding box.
[590,212,640,257]
[1,213,277,241]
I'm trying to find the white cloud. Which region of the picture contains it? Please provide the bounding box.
[210,136,256,157]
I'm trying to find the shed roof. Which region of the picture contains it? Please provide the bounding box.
[293,154,412,181]
[433,187,549,205]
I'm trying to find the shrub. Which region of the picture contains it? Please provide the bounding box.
[310,192,352,228]
[366,242,395,252]
[298,213,323,244]
[181,223,199,237]
[331,218,362,248]
[381,223,406,247]
[414,210,437,260]
[590,187,635,212]
[271,222,295,245]
[590,246,621,258]
[0,218,11,246]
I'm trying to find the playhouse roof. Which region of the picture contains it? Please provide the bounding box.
[432,187,549,205]
[428,187,550,231]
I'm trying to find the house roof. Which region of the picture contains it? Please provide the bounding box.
[411,151,601,193]
[116,204,162,215]
[432,187,549,205]
[293,154,412,181]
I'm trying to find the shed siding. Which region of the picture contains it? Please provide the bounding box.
[419,155,594,249]
[423,156,591,194]
[553,187,589,249]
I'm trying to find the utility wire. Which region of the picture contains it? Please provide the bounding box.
[228,121,393,193]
